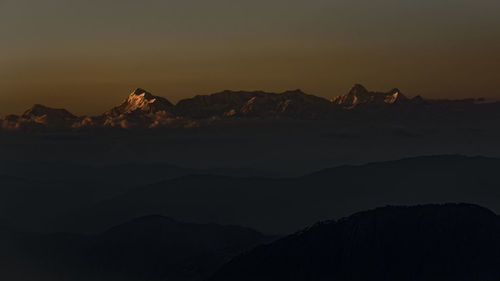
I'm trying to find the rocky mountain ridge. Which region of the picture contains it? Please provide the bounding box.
[331,84,410,107]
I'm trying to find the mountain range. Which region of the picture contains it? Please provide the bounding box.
[1,84,495,130]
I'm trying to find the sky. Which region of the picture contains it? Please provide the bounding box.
[1,0,500,115]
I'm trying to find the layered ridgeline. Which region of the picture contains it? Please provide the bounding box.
[1,85,497,130]
[1,215,273,281]
[5,203,500,281]
[210,204,500,281]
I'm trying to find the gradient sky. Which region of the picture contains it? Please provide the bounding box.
[1,0,500,115]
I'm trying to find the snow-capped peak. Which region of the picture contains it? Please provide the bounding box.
[106,88,174,116]
[126,88,162,111]
[332,84,408,108]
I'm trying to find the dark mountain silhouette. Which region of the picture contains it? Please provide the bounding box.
[0,161,278,233]
[2,85,498,130]
[210,203,500,281]
[0,162,202,233]
[22,104,77,120]
[175,89,333,119]
[64,155,500,234]
[1,216,273,281]
[1,104,77,130]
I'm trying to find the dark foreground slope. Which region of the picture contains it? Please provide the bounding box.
[1,216,273,281]
[72,155,500,234]
[211,204,500,281]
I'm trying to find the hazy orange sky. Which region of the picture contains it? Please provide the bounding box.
[1,0,500,115]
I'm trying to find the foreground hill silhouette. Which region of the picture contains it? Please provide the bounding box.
[2,85,498,130]
[210,203,500,281]
[1,216,273,281]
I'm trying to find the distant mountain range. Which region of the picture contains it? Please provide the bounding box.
[1,85,497,130]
